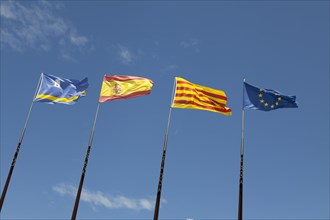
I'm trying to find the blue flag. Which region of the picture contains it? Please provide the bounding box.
[243,82,298,111]
[34,73,89,105]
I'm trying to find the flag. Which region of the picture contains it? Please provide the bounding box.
[243,81,298,111]
[171,77,232,115]
[34,73,88,105]
[99,75,153,102]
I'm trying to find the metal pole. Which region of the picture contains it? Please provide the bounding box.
[153,78,176,220]
[71,102,100,220]
[0,74,42,212]
[153,107,172,220]
[238,109,245,220]
[238,78,246,220]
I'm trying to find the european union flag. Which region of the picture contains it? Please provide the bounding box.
[34,73,89,105]
[243,82,298,111]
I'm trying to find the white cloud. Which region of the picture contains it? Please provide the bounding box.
[0,2,16,19]
[52,183,157,211]
[0,29,23,52]
[115,44,138,65]
[168,64,177,69]
[0,1,89,60]
[180,38,199,48]
[69,30,88,46]
[180,38,200,52]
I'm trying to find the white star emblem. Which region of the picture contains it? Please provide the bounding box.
[54,79,61,88]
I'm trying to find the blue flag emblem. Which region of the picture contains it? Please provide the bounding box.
[34,73,89,105]
[243,82,298,111]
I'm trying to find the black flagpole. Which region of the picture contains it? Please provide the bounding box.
[153,79,176,220]
[71,102,100,220]
[153,107,172,220]
[0,74,42,212]
[238,109,245,220]
[238,78,246,220]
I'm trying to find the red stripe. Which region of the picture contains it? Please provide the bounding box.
[177,80,194,86]
[104,75,153,83]
[173,100,231,113]
[175,93,226,107]
[176,86,227,101]
[99,90,151,102]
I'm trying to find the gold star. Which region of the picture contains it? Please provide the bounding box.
[276,102,279,106]
[264,103,268,107]
[278,97,281,101]
[271,105,275,108]
[259,93,263,98]
[260,99,264,103]
[259,88,263,92]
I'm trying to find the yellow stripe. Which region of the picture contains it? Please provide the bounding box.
[100,79,153,97]
[174,90,227,105]
[176,77,227,96]
[175,77,228,104]
[173,96,226,108]
[35,94,79,103]
[173,77,231,115]
[172,103,232,116]
[176,82,227,97]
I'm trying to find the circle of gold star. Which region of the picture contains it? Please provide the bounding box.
[258,88,281,109]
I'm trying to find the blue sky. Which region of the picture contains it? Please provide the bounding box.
[0,1,329,219]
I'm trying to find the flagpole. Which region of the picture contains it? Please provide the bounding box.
[238,109,245,220]
[153,79,176,220]
[0,73,42,212]
[238,78,246,220]
[153,107,172,220]
[71,102,100,220]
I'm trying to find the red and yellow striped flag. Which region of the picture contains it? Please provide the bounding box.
[99,75,153,102]
[172,77,232,115]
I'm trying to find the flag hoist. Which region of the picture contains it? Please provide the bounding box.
[153,77,231,220]
[0,73,88,212]
[237,78,298,220]
[71,75,153,220]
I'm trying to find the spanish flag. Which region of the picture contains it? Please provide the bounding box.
[99,75,153,102]
[172,77,232,116]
